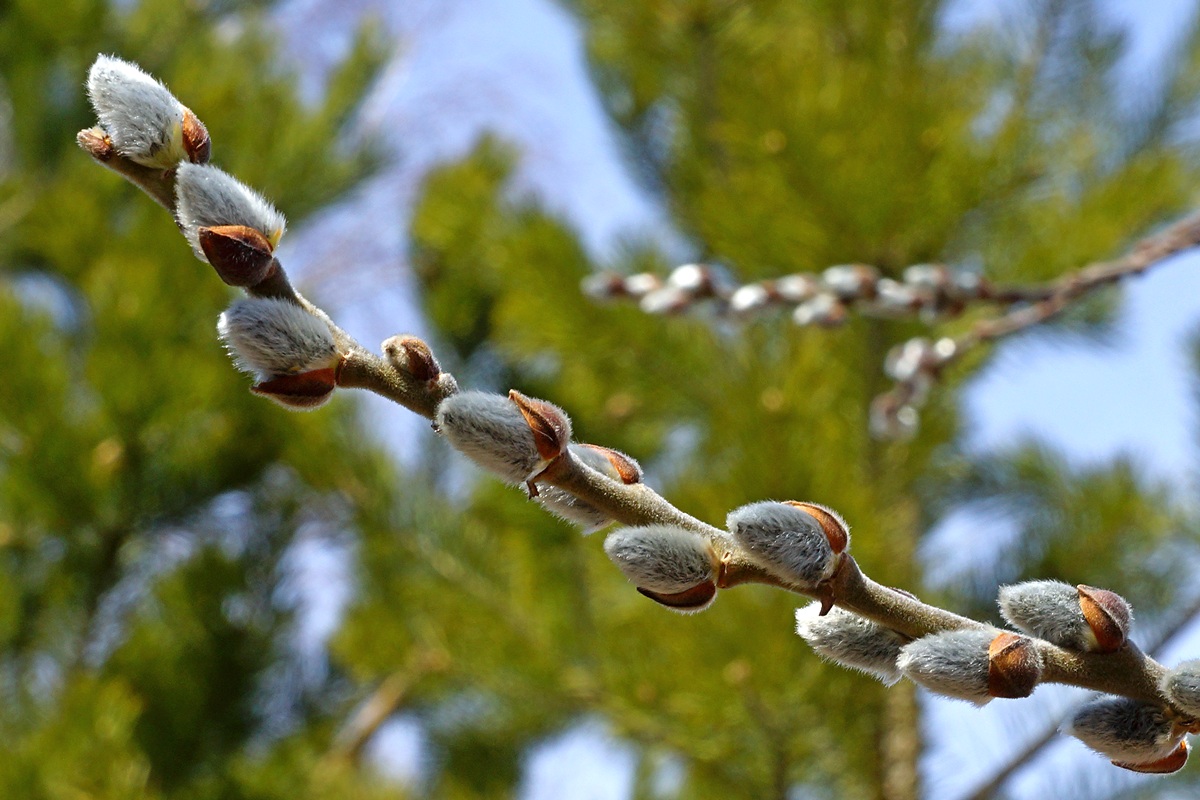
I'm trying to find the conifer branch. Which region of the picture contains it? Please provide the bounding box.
[78,56,1198,776]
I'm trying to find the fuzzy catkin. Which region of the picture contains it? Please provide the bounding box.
[727,501,834,586]
[998,580,1092,650]
[435,391,543,484]
[897,628,996,706]
[795,603,907,685]
[603,526,714,594]
[87,55,185,168]
[1065,697,1181,764]
[176,163,287,260]
[1160,659,1200,718]
[217,298,338,380]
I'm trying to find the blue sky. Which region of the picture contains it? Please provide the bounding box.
[270,0,1200,797]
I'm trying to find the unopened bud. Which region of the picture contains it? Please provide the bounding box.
[897,628,998,706]
[604,526,718,613]
[176,163,286,262]
[795,603,907,685]
[537,443,642,532]
[987,632,1043,699]
[198,225,275,287]
[217,297,339,380]
[1160,659,1200,719]
[726,501,848,590]
[382,335,442,382]
[1065,697,1183,765]
[435,391,570,491]
[86,55,197,169]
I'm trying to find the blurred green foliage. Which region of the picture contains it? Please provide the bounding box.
[4,1,1200,799]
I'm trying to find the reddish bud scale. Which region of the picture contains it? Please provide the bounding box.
[1112,739,1189,774]
[785,501,850,554]
[637,582,717,612]
[251,365,338,410]
[986,632,1042,699]
[575,443,642,484]
[199,225,276,287]
[181,109,211,164]
[1077,585,1131,653]
[383,335,442,383]
[509,390,570,463]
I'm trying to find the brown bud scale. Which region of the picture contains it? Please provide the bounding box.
[199,225,276,287]
[987,632,1042,699]
[181,109,211,164]
[1077,585,1130,653]
[509,390,570,462]
[637,581,716,612]
[1111,739,1189,774]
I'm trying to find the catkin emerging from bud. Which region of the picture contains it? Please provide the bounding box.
[897,628,998,706]
[87,55,187,168]
[1065,698,1183,765]
[1161,659,1200,719]
[604,526,717,613]
[217,298,338,380]
[537,444,642,532]
[998,580,1131,653]
[435,391,570,487]
[795,603,907,685]
[726,501,846,587]
[176,163,287,260]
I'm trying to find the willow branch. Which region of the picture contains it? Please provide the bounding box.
[80,72,1197,770]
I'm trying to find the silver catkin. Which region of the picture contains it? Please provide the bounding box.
[897,628,996,706]
[603,525,714,594]
[796,603,908,685]
[87,55,185,168]
[176,163,287,260]
[217,297,337,379]
[435,391,542,484]
[727,501,834,587]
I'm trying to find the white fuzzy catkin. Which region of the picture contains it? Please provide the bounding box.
[795,603,907,685]
[896,628,997,706]
[1161,659,1200,718]
[217,298,337,380]
[435,391,544,484]
[998,580,1092,650]
[87,55,186,168]
[603,526,715,594]
[537,444,642,532]
[176,163,287,260]
[1065,697,1181,764]
[726,501,834,587]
